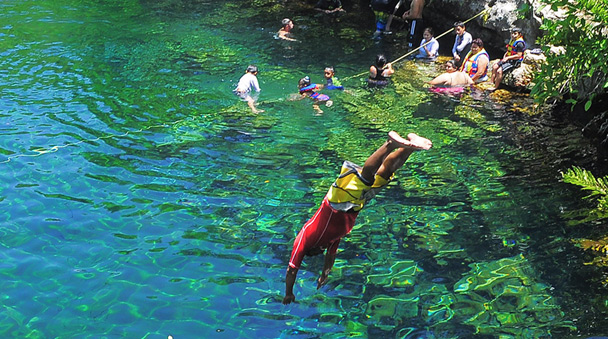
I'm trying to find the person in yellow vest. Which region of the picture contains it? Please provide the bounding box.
[459,38,490,83]
[490,27,526,91]
[282,131,432,305]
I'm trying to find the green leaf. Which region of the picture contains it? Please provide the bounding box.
[584,99,592,111]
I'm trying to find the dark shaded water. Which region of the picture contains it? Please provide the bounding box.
[1,0,606,338]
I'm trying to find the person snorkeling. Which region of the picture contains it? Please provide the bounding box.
[368,54,394,88]
[297,76,333,115]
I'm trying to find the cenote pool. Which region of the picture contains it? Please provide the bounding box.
[1,0,607,338]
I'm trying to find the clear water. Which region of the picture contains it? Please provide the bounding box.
[1,0,606,338]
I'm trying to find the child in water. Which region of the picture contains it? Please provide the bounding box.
[234,65,263,113]
[323,67,344,90]
[298,76,333,115]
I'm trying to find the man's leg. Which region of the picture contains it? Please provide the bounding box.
[492,65,504,90]
[376,133,432,180]
[360,131,431,183]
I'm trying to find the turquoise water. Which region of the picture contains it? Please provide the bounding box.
[1,0,607,338]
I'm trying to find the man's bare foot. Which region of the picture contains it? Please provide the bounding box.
[388,131,410,148]
[406,133,432,150]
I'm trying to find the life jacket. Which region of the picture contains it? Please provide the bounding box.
[326,77,344,90]
[326,161,391,212]
[506,37,526,62]
[299,84,320,93]
[311,92,330,101]
[461,48,489,78]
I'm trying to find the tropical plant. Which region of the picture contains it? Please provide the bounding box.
[563,166,608,278]
[532,0,608,111]
[562,166,608,219]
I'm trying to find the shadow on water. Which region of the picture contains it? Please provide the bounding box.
[0,0,606,338]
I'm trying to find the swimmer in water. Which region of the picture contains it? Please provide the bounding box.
[297,76,333,114]
[322,67,344,90]
[277,18,297,42]
[367,54,394,88]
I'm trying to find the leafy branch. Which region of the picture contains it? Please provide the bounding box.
[532,0,608,111]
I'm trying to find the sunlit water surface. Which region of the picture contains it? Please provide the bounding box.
[1,1,606,338]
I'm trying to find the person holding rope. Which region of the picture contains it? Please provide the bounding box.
[368,54,394,88]
[452,22,473,68]
[282,131,433,305]
[413,27,439,61]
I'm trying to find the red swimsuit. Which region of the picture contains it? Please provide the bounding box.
[288,197,358,269]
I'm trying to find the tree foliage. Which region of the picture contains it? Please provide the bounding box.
[532,0,608,110]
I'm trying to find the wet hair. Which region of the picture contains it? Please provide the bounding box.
[246,65,258,73]
[454,21,465,29]
[375,54,387,68]
[281,18,292,26]
[298,76,311,88]
[423,27,434,36]
[471,38,484,48]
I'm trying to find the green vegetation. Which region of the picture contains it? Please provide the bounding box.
[562,167,608,281]
[532,0,608,111]
[562,166,608,221]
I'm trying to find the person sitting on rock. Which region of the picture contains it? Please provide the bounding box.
[459,38,489,83]
[490,27,526,91]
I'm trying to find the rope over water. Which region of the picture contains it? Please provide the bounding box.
[1,8,490,165]
[340,8,491,82]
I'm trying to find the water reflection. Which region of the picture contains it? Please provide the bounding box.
[0,0,605,338]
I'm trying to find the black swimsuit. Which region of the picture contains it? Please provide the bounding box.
[367,65,389,88]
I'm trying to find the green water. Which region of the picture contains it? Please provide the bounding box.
[1,0,606,338]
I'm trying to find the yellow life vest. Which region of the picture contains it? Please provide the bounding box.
[461,48,489,78]
[326,161,391,212]
[506,37,526,61]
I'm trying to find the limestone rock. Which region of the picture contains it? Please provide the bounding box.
[498,50,546,90]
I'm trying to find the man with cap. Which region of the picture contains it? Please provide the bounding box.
[490,27,526,91]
